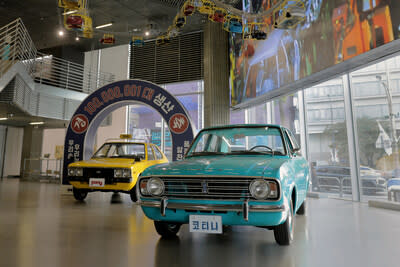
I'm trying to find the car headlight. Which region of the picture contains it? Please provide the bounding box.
[146,177,164,196]
[249,179,270,199]
[122,169,131,178]
[114,168,131,178]
[75,168,83,176]
[114,169,123,178]
[68,168,75,176]
[68,167,83,176]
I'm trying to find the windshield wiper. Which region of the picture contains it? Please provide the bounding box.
[186,151,227,157]
[229,150,276,156]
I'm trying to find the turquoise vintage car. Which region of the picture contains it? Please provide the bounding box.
[137,124,309,245]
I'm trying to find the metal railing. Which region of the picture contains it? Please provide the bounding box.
[22,157,63,183]
[30,52,115,93]
[315,175,387,197]
[0,18,37,77]
[1,18,115,93]
[8,73,82,121]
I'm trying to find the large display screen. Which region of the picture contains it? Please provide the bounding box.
[231,0,400,106]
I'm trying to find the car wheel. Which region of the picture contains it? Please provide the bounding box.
[130,187,137,202]
[73,187,88,201]
[274,199,294,245]
[154,221,182,238]
[296,200,306,215]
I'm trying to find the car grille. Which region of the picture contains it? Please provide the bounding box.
[84,168,114,179]
[150,177,279,200]
[69,168,130,184]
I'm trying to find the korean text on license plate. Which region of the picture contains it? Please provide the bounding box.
[189,215,222,234]
[89,178,105,187]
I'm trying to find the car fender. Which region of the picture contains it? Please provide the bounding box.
[278,162,296,203]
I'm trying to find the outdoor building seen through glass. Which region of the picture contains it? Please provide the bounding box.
[187,126,286,156]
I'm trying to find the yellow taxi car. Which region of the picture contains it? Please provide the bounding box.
[67,135,168,202]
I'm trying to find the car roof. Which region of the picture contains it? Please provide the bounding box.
[201,124,285,131]
[105,141,152,145]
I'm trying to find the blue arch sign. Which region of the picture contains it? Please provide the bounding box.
[62,79,195,185]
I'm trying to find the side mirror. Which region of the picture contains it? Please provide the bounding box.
[292,147,301,156]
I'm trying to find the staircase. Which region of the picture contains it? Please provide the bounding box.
[0,18,115,121]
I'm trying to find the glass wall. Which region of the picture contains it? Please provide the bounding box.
[350,57,400,201]
[233,54,400,201]
[127,80,204,161]
[230,109,246,124]
[304,78,353,199]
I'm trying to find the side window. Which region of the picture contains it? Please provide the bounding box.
[288,130,300,150]
[147,145,155,160]
[109,145,117,157]
[153,145,164,160]
[284,131,294,151]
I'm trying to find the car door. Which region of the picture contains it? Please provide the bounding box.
[283,129,308,206]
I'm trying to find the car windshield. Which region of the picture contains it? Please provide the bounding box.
[186,126,286,157]
[92,143,146,159]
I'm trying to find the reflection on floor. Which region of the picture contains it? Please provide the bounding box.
[0,179,399,267]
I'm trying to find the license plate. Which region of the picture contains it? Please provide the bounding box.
[189,215,222,234]
[89,178,105,187]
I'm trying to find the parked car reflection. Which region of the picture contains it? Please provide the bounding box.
[314,165,387,196]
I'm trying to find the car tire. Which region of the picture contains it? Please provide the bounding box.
[274,199,294,246]
[296,200,306,215]
[154,221,181,238]
[130,187,137,202]
[73,187,88,201]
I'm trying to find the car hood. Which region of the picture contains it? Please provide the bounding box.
[68,158,138,168]
[142,155,288,178]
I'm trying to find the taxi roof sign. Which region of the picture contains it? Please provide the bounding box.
[120,134,132,139]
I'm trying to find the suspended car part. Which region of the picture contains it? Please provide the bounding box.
[242,24,252,39]
[63,12,92,37]
[243,22,268,40]
[222,14,242,33]
[198,0,215,15]
[82,26,93,38]
[156,35,170,46]
[100,33,115,44]
[58,0,84,10]
[208,7,226,23]
[182,1,195,16]
[65,14,83,30]
[167,26,179,38]
[175,15,186,28]
[250,23,269,40]
[131,36,144,47]
[274,0,306,29]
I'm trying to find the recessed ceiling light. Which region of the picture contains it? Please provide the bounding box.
[62,10,77,15]
[95,23,113,29]
[30,122,44,125]
[58,30,64,36]
[75,37,79,41]
[0,118,7,121]
[145,31,150,36]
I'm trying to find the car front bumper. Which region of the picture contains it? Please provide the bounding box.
[139,197,288,226]
[69,179,134,191]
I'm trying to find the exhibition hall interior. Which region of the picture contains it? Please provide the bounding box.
[1,0,400,266]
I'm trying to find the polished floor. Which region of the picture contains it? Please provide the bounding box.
[0,179,399,267]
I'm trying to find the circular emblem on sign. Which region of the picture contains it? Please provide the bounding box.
[168,113,189,134]
[71,114,89,134]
